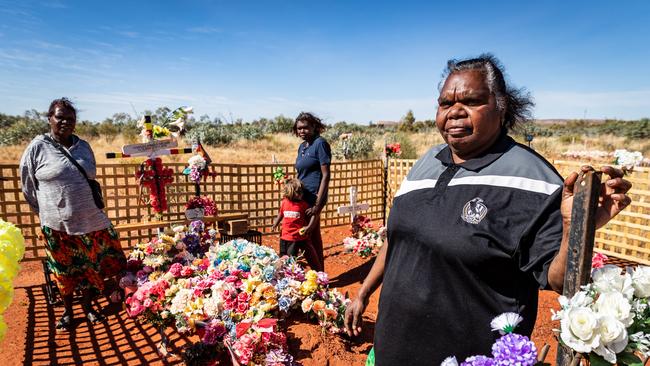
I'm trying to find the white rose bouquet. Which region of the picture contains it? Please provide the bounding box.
[553,264,650,364]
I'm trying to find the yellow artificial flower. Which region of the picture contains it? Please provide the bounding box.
[259,299,278,312]
[300,280,318,296]
[243,277,262,294]
[153,125,171,138]
[306,270,318,282]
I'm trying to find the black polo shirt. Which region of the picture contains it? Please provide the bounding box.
[374,133,564,365]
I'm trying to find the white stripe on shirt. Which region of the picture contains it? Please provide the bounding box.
[448,175,560,195]
[395,178,438,197]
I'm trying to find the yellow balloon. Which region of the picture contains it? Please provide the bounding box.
[0,279,13,313]
[0,239,24,263]
[0,220,25,251]
[0,315,6,342]
[0,256,19,280]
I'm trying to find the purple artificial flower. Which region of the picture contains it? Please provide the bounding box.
[264,348,294,365]
[491,333,537,366]
[190,167,202,183]
[183,233,202,255]
[190,220,205,233]
[317,271,329,285]
[202,320,227,345]
[461,355,495,366]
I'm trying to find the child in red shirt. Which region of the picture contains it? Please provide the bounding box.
[271,178,322,271]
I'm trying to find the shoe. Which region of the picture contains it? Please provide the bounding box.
[56,314,72,332]
[86,310,106,323]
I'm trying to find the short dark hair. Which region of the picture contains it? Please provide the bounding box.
[293,112,326,136]
[440,54,533,131]
[47,97,77,120]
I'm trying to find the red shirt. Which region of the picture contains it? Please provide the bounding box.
[280,198,309,241]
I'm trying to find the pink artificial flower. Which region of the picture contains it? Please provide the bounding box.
[592,252,609,269]
[169,263,183,277]
[143,298,153,308]
[210,270,225,280]
[181,266,194,277]
[237,292,251,303]
[230,269,242,277]
[225,275,239,283]
[223,299,235,311]
[236,302,249,314]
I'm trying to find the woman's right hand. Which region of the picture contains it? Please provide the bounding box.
[344,295,369,337]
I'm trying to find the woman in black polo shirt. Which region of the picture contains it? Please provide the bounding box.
[293,112,331,271]
[344,54,633,364]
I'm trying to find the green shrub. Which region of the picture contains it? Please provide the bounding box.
[332,134,374,160]
[236,123,266,141]
[0,119,48,146]
[186,124,235,146]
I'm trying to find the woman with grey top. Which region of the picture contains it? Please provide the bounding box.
[20,98,126,332]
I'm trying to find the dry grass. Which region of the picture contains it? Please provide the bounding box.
[1,132,647,165]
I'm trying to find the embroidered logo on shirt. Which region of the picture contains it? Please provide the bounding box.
[461,197,488,224]
[284,211,300,218]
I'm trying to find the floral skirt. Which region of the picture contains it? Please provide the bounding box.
[42,225,127,296]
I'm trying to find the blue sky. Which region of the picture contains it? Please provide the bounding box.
[1,0,649,123]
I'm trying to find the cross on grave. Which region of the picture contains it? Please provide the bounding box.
[337,186,370,223]
[556,170,602,366]
[105,115,195,217]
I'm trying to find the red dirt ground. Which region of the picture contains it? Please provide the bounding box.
[0,225,562,365]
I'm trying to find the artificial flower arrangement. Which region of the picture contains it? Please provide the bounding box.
[384,143,402,158]
[342,215,387,258]
[0,220,25,342]
[121,220,349,365]
[562,149,649,168]
[139,106,193,142]
[185,196,217,219]
[552,264,650,365]
[441,313,541,366]
[614,149,644,171]
[186,155,208,183]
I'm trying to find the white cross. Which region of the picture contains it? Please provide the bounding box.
[337,186,370,223]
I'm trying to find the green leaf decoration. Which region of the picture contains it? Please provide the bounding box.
[617,351,643,366]
[589,353,612,366]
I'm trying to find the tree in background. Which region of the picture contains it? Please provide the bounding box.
[398,110,415,132]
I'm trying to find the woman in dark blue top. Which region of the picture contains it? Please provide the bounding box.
[294,112,331,271]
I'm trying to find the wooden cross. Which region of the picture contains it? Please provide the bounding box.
[556,170,602,366]
[337,186,370,223]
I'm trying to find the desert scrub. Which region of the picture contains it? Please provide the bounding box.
[332,134,375,160]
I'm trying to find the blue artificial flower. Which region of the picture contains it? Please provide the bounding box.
[276,278,289,291]
[278,296,291,312]
[263,266,275,281]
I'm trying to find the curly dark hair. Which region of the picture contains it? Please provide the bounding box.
[440,54,534,131]
[293,112,326,136]
[47,97,77,120]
